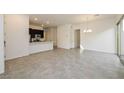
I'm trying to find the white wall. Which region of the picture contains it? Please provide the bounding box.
[83,18,115,53]
[71,18,116,53]
[0,15,4,74]
[57,18,116,53]
[5,15,29,60]
[57,24,71,49]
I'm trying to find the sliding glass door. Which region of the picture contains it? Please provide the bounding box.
[117,16,124,63]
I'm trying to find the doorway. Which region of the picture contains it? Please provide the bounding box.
[74,29,80,48]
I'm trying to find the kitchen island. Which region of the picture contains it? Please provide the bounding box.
[29,41,53,54]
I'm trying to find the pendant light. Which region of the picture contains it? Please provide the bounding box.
[84,16,92,33]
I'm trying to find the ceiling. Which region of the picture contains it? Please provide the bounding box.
[29,14,118,27]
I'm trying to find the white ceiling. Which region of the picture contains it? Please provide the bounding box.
[29,14,118,27]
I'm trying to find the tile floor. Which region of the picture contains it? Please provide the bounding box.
[0,48,124,79]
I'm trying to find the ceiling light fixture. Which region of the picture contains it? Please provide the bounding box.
[84,16,92,33]
[34,18,38,21]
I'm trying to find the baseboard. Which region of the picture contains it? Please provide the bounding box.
[84,48,116,54]
[5,53,29,61]
[57,46,71,49]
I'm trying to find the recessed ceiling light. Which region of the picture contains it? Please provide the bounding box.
[34,18,38,21]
